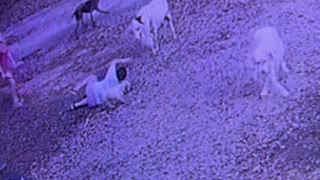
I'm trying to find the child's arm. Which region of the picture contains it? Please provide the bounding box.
[111,57,133,65]
[105,57,133,69]
[104,57,133,81]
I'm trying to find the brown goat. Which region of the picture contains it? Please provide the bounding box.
[72,0,109,39]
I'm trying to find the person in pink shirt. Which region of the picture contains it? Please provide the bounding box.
[0,34,23,107]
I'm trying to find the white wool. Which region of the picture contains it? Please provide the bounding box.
[128,0,177,55]
[252,26,290,97]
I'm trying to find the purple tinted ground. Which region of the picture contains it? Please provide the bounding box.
[0,0,320,179]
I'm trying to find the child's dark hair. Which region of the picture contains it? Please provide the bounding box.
[116,66,127,82]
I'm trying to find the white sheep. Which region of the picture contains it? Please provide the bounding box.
[127,0,177,55]
[252,26,290,97]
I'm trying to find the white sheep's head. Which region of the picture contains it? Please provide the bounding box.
[127,16,145,40]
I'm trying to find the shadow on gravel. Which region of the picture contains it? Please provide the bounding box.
[0,94,119,178]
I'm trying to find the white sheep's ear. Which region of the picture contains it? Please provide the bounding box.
[135,16,144,25]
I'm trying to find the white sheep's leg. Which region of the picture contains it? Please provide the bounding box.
[281,61,289,73]
[152,28,159,55]
[270,72,289,97]
[260,78,270,97]
[274,52,289,73]
[166,12,177,39]
[152,46,157,55]
[147,31,157,55]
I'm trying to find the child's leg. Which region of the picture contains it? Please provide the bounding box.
[73,74,96,92]
[72,97,88,109]
[71,75,98,110]
[6,73,22,107]
[271,75,289,97]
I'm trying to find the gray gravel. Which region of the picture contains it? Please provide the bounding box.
[0,0,319,179]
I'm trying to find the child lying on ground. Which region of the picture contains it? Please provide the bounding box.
[70,57,132,110]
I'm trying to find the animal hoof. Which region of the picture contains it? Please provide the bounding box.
[13,98,24,108]
[173,34,177,39]
[152,49,158,56]
[70,103,77,111]
[260,90,268,97]
[281,90,289,97]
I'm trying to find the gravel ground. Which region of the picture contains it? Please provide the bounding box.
[0,0,320,179]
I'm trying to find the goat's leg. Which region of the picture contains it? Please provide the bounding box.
[90,12,96,27]
[165,12,177,39]
[260,78,270,97]
[81,16,86,27]
[75,21,80,39]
